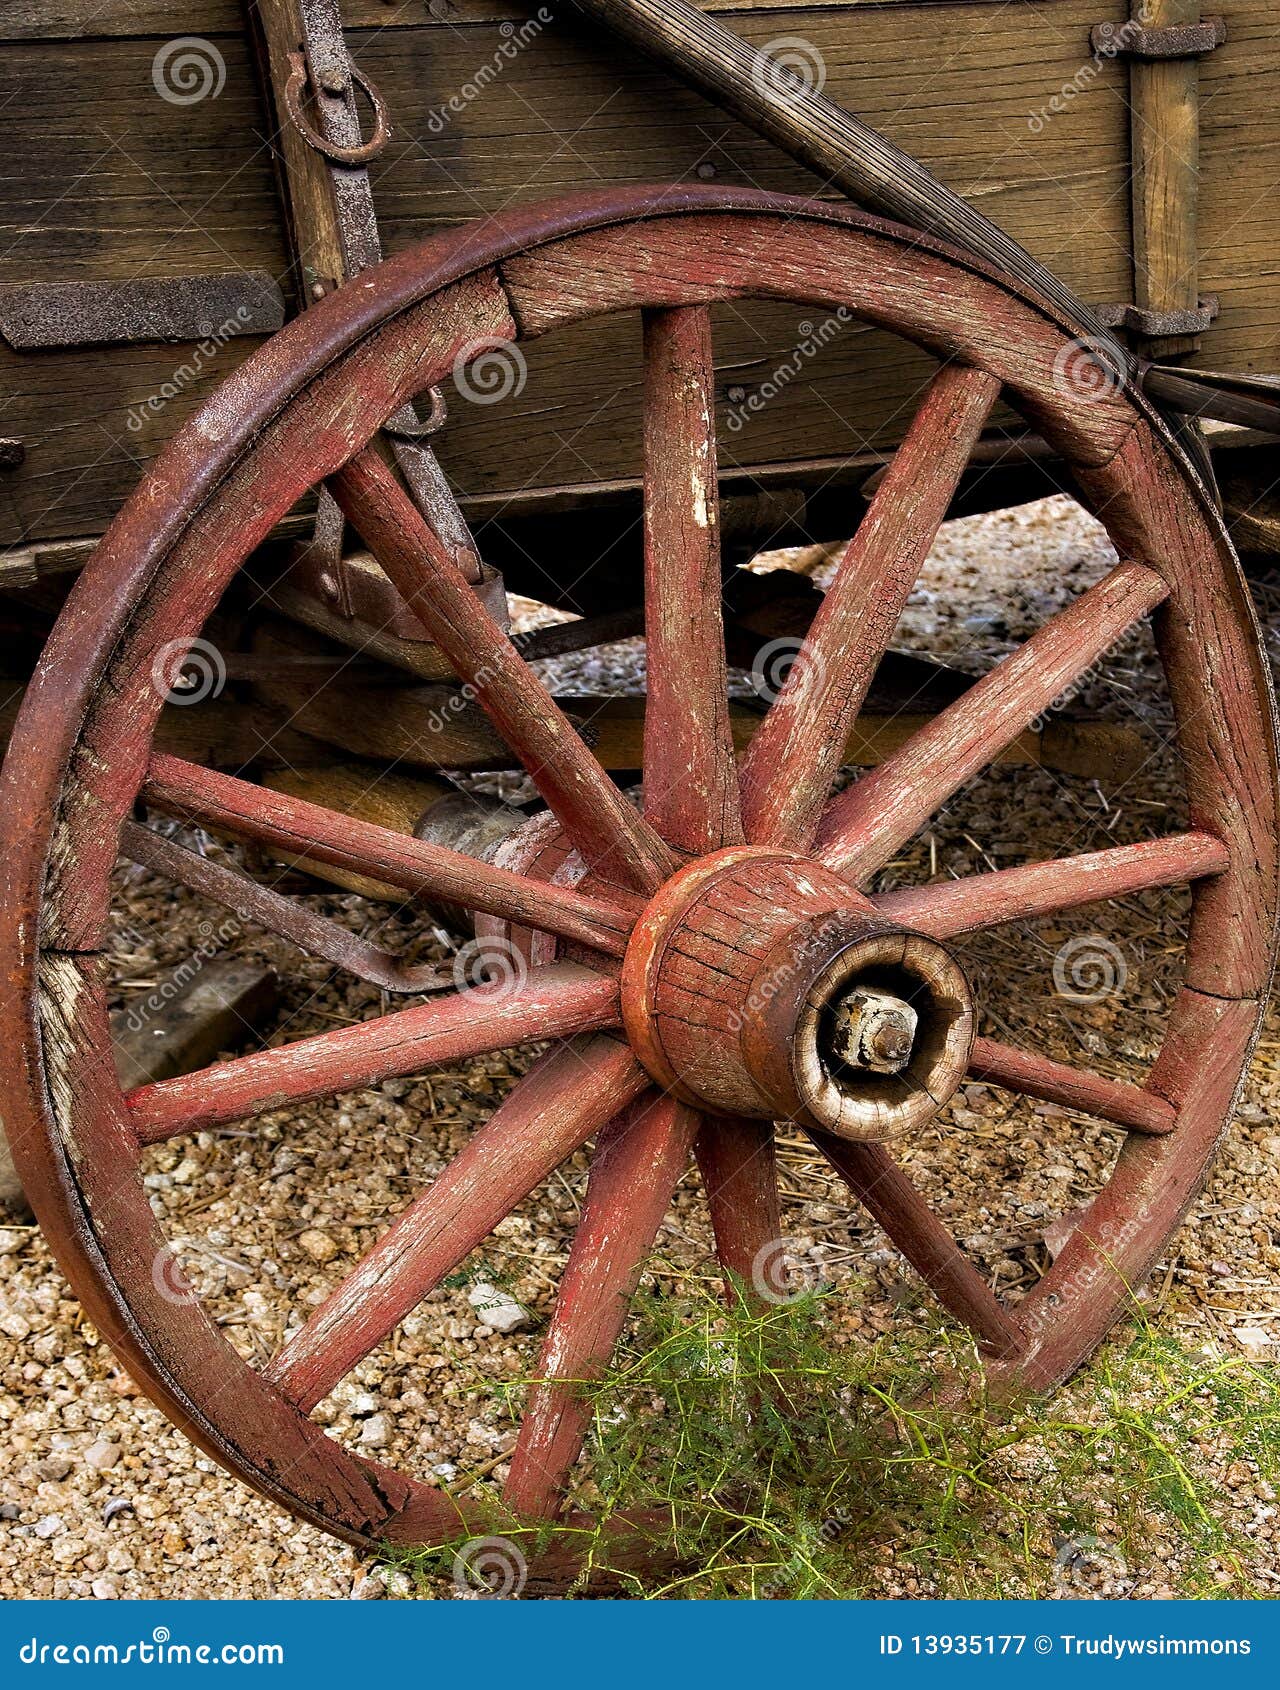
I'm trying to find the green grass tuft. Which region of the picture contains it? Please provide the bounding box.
[386,1273,1279,1600]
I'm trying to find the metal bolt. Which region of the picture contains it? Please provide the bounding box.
[830,988,918,1075]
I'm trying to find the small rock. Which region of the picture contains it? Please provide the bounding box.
[0,1310,31,1342]
[349,1566,385,1599]
[360,1413,391,1449]
[34,1515,64,1539]
[467,1282,531,1334]
[0,1228,25,1256]
[39,1456,74,1482]
[297,1229,339,1264]
[1234,1326,1271,1356]
[348,1392,379,1418]
[90,1578,119,1600]
[102,1499,134,1526]
[84,1442,121,1473]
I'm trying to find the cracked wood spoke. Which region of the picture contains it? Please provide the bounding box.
[141,753,636,957]
[504,1093,700,1520]
[694,1115,782,1304]
[329,450,677,894]
[127,962,620,1143]
[640,305,742,853]
[810,1130,1022,1357]
[120,821,452,995]
[740,364,1001,851]
[266,1035,647,1413]
[874,832,1230,940]
[817,560,1170,882]
[969,1037,1176,1136]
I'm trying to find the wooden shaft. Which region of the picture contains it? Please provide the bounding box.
[141,753,638,956]
[126,962,621,1141]
[640,305,742,852]
[694,1115,782,1305]
[331,451,679,894]
[874,831,1230,938]
[969,1037,1177,1136]
[809,1131,1023,1356]
[266,1036,648,1412]
[504,1093,699,1519]
[739,364,1000,851]
[816,560,1169,882]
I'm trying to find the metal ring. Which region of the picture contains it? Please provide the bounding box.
[284,50,392,166]
[383,388,449,442]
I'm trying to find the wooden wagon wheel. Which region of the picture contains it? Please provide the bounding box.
[1,188,1276,1566]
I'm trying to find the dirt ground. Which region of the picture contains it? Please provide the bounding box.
[1,495,1277,1599]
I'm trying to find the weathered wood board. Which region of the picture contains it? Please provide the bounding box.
[0,2,1274,553]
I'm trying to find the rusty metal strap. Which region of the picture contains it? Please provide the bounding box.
[1096,296,1220,339]
[1090,18,1226,60]
[0,273,284,352]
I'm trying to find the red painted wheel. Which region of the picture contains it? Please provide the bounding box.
[2,188,1276,1563]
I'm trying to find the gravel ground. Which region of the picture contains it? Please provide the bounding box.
[1,495,1278,1599]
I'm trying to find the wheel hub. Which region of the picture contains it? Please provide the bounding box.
[620,848,975,1141]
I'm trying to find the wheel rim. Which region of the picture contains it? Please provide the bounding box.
[1,187,1275,1557]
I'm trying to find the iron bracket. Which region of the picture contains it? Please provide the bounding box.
[1090,17,1226,61]
[1095,295,1220,340]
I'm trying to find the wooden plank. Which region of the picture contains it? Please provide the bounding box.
[1127,0,1205,359]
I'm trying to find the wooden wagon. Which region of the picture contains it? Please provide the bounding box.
[1,0,1277,1579]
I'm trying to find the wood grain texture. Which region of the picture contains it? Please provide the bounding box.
[694,1114,782,1303]
[816,560,1169,882]
[874,831,1230,938]
[641,305,742,852]
[739,362,999,850]
[504,1092,700,1518]
[126,961,620,1141]
[968,1036,1176,1136]
[1128,0,1204,357]
[266,1034,647,1411]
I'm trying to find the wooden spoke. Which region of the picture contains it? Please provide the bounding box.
[640,306,742,853]
[504,1093,700,1519]
[120,821,454,995]
[969,1037,1176,1135]
[874,831,1229,939]
[817,560,1169,881]
[740,365,1001,850]
[127,962,621,1143]
[266,1035,647,1413]
[141,753,638,957]
[694,1115,782,1305]
[330,450,678,894]
[809,1130,1023,1357]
